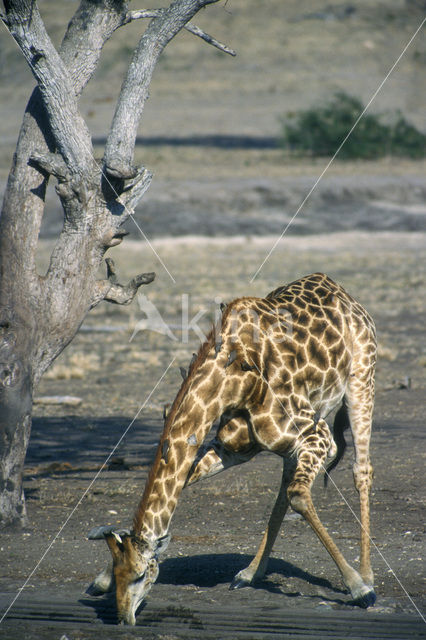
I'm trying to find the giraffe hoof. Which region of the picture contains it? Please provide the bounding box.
[85,582,106,597]
[229,576,251,590]
[352,587,376,608]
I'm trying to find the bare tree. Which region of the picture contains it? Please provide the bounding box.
[0,0,234,528]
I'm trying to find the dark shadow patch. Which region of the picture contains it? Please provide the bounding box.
[79,591,120,625]
[157,553,346,596]
[93,134,280,150]
[27,415,163,472]
[80,589,150,625]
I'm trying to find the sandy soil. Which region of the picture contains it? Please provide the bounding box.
[0,232,425,637]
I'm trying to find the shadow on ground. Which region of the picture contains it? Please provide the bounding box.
[28,416,163,469]
[157,553,344,593]
[80,552,348,624]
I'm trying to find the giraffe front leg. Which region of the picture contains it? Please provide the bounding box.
[185,440,227,486]
[230,458,292,589]
[288,421,376,608]
[185,412,258,487]
[86,562,114,596]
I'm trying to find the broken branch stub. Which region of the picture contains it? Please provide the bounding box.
[123,8,235,56]
[97,258,155,306]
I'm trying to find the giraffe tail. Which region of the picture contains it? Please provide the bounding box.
[324,402,349,487]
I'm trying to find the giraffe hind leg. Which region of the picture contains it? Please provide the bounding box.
[288,419,376,607]
[346,372,375,587]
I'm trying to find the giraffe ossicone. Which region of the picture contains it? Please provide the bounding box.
[88,273,377,624]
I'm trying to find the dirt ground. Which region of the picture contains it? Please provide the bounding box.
[0,232,425,637]
[0,1,425,637]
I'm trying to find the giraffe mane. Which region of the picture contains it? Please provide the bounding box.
[132,325,218,536]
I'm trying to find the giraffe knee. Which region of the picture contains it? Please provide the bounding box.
[353,462,373,492]
[287,486,310,515]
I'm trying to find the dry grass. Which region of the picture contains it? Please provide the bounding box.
[130,146,426,181]
[44,353,100,380]
[130,351,164,367]
[32,232,425,419]
[377,343,398,362]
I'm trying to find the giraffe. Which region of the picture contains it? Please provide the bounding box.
[88,273,377,625]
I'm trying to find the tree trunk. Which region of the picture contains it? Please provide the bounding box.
[0,319,33,527]
[0,400,32,528]
[0,0,232,527]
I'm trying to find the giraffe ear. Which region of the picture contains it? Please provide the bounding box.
[105,531,125,557]
[87,525,132,558]
[155,534,170,557]
[163,404,170,420]
[87,525,131,540]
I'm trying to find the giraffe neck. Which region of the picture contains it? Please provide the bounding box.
[133,333,241,542]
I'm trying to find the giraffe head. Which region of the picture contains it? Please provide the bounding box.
[87,526,170,625]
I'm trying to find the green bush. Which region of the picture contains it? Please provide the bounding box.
[390,114,426,158]
[281,92,426,159]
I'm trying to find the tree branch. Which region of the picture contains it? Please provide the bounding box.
[123,8,236,56]
[184,21,236,56]
[121,9,160,23]
[61,1,129,95]
[103,0,225,180]
[0,1,130,288]
[29,151,69,181]
[94,259,155,306]
[119,167,153,217]
[3,0,93,176]
[101,167,152,227]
